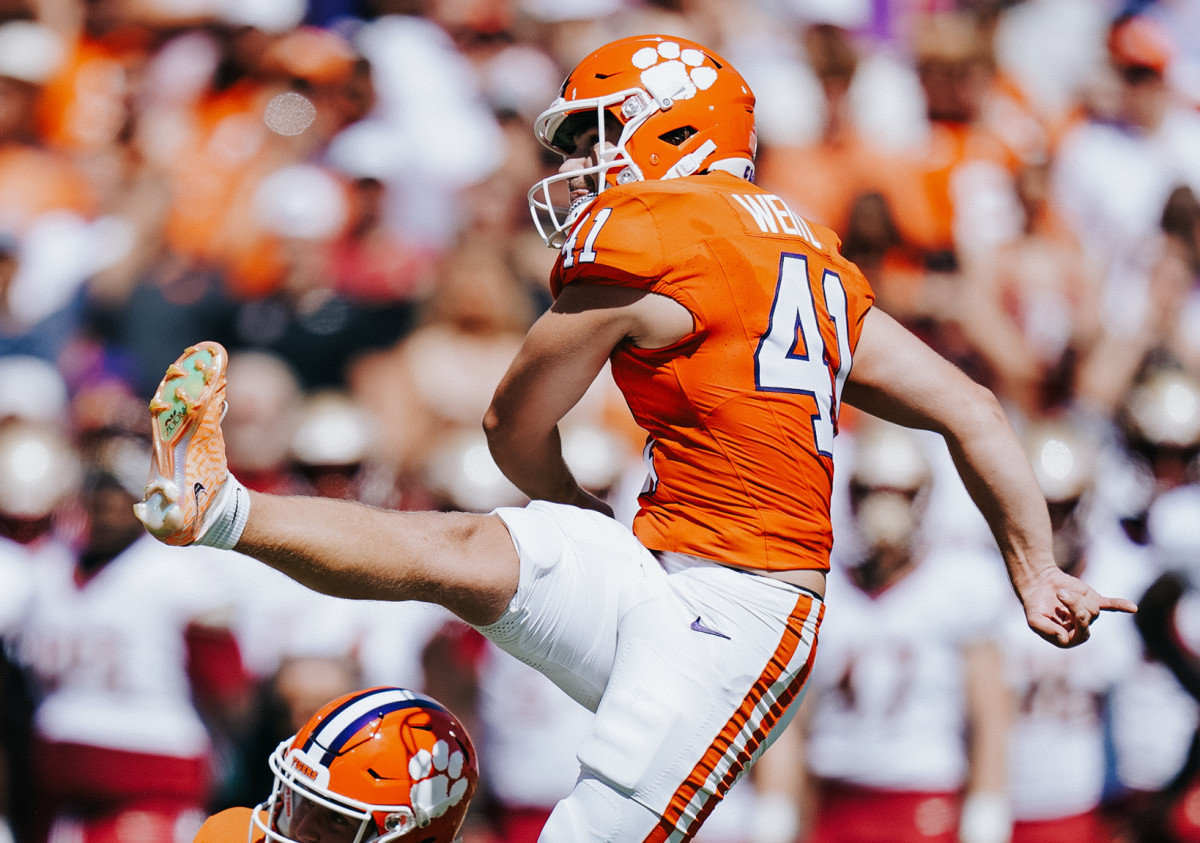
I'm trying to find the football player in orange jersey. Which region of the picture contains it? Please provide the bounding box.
[194,687,478,843]
[135,35,1134,842]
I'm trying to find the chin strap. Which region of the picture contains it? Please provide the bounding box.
[663,140,717,179]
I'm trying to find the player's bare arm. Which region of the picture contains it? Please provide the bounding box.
[842,307,1137,647]
[484,280,692,514]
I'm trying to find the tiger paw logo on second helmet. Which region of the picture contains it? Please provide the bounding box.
[409,739,471,820]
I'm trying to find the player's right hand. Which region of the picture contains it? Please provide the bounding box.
[1021,565,1137,648]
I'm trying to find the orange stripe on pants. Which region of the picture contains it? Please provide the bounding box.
[645,592,823,843]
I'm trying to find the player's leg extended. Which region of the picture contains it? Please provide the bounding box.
[238,493,519,625]
[134,342,520,627]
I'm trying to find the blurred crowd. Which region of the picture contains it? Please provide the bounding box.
[1,0,1200,841]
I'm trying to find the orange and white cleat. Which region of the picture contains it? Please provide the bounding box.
[134,341,232,546]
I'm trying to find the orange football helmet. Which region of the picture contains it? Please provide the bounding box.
[255,687,479,843]
[528,34,757,246]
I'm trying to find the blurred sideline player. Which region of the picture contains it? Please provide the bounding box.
[1002,420,1143,843]
[195,686,478,843]
[1126,485,1200,841]
[1101,366,1200,826]
[0,417,80,843]
[762,421,1013,843]
[135,34,1132,841]
[12,429,248,842]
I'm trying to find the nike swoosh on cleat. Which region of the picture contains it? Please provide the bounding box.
[690,616,730,640]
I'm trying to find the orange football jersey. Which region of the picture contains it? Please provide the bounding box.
[193,807,266,842]
[551,172,874,573]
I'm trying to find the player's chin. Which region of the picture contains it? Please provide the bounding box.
[564,192,597,227]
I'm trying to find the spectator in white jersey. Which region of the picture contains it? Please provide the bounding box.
[1052,14,1200,350]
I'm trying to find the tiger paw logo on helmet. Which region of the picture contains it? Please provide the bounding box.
[260,688,479,843]
[631,40,718,102]
[409,740,471,819]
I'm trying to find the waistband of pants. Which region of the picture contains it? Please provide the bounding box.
[655,550,826,600]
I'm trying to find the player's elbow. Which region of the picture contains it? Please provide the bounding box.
[953,379,1008,435]
[482,404,507,452]
[482,403,525,466]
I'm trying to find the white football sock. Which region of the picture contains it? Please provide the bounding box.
[195,474,251,550]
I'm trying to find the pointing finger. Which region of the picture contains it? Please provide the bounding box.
[1099,595,1138,614]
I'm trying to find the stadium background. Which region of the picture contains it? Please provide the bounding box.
[1,0,1200,841]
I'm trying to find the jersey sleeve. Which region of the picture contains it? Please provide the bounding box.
[841,263,875,357]
[550,189,668,297]
[815,220,875,356]
[193,807,261,843]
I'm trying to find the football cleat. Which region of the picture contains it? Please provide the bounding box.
[134,341,230,546]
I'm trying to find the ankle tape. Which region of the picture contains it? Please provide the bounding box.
[196,476,250,550]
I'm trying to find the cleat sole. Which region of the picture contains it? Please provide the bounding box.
[153,345,220,446]
[137,341,230,546]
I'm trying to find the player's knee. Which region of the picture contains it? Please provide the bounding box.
[442,511,501,551]
[430,512,520,626]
